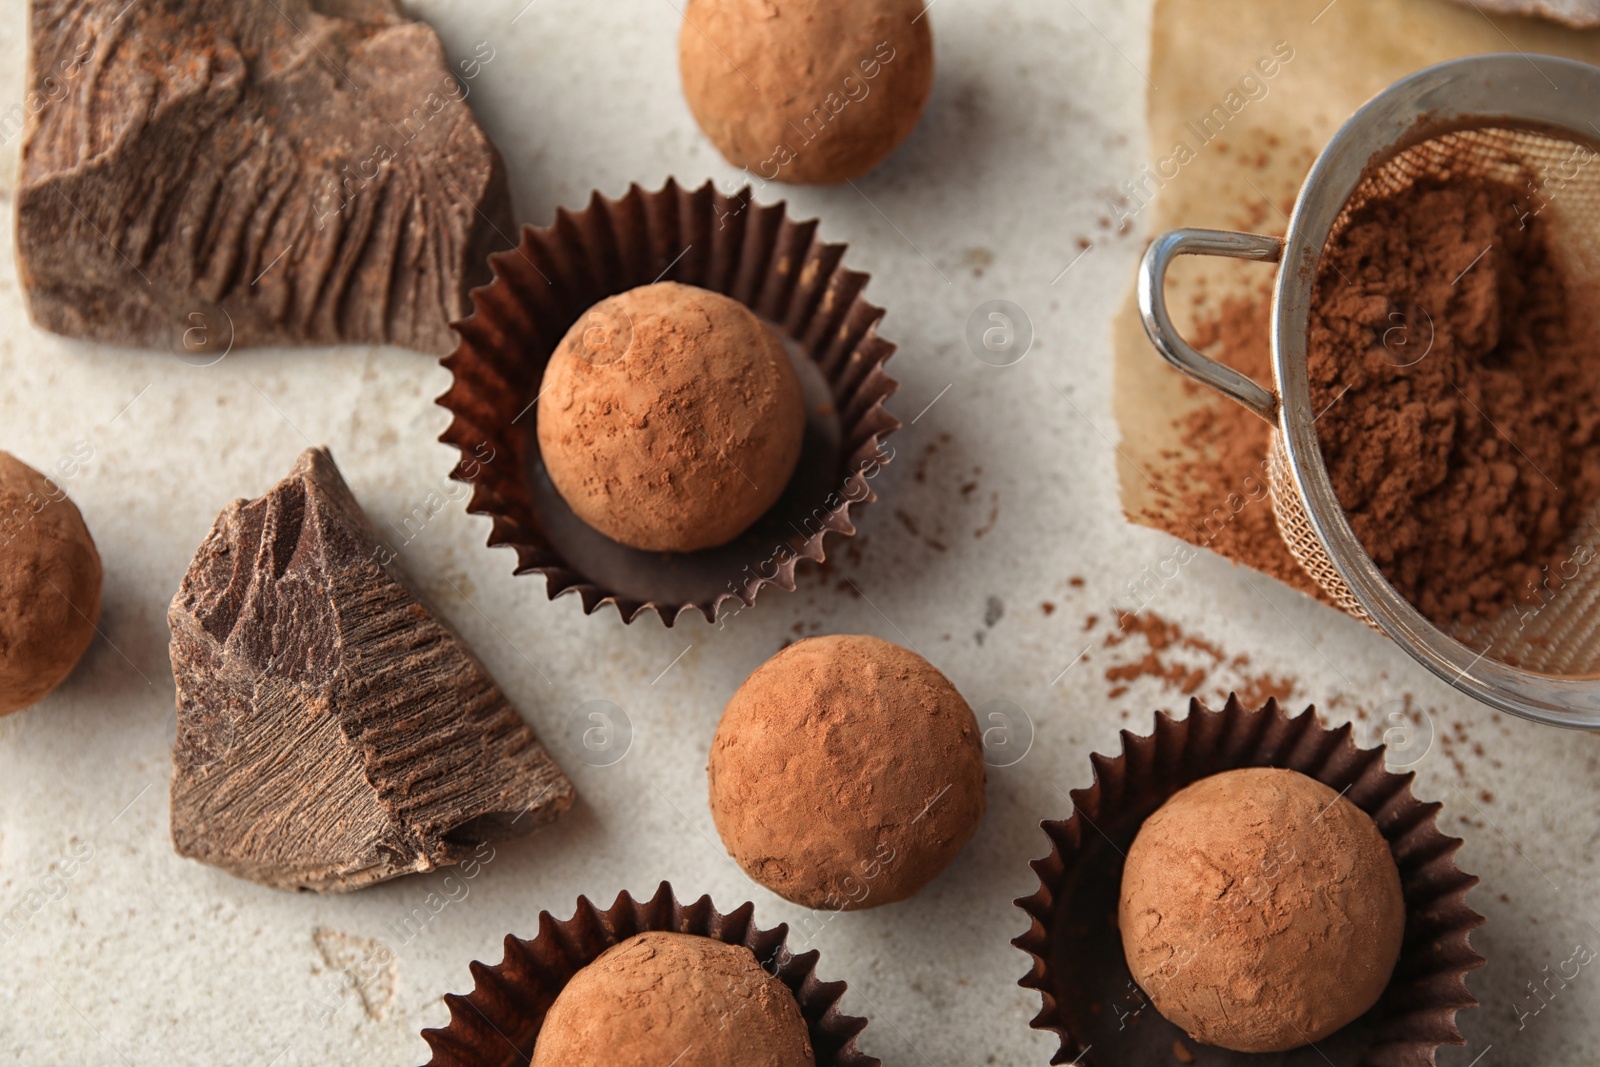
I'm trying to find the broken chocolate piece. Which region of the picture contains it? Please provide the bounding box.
[168,448,573,893]
[17,0,513,356]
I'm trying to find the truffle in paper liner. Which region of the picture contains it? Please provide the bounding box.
[1013,696,1484,1066]
[437,179,900,625]
[420,882,877,1067]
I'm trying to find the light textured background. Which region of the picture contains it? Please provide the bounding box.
[1,1,1597,1064]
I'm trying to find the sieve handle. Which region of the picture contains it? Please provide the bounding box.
[1137,229,1283,423]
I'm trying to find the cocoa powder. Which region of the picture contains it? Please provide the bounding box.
[1090,611,1296,708]
[1139,293,1322,599]
[1308,176,1600,628]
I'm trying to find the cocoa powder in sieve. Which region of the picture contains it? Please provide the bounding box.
[1308,175,1600,628]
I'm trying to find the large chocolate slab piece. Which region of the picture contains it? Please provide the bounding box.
[168,448,573,893]
[17,0,513,355]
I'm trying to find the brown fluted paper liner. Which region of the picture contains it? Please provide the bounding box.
[1013,696,1485,1066]
[437,179,900,625]
[420,882,878,1067]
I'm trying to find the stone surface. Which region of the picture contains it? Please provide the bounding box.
[16,0,512,356]
[168,448,574,892]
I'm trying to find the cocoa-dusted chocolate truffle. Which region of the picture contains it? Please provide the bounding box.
[530,931,815,1067]
[1119,767,1405,1053]
[679,0,935,185]
[536,281,805,553]
[0,452,102,715]
[709,634,986,909]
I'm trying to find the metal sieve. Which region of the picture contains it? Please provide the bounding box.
[1138,54,1600,730]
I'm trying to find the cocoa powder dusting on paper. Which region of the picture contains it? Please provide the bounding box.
[1138,294,1322,599]
[1310,176,1600,629]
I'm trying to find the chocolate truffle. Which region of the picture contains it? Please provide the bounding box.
[536,281,806,553]
[708,634,986,910]
[0,452,102,715]
[530,931,815,1067]
[1119,767,1405,1053]
[679,0,935,185]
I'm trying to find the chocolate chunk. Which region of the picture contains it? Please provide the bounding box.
[17,0,513,356]
[168,448,573,893]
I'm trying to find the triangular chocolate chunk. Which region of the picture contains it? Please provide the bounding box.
[18,0,511,354]
[168,448,574,892]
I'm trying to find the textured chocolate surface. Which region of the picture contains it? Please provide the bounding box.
[18,0,512,355]
[168,448,573,893]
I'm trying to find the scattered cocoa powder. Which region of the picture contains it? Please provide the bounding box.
[973,493,1000,538]
[1230,660,1300,711]
[1088,611,1296,708]
[912,433,952,483]
[1309,175,1600,628]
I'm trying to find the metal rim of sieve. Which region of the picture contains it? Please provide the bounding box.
[1138,53,1600,731]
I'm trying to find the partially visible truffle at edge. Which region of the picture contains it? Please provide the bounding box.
[530,931,815,1067]
[679,0,935,185]
[0,451,102,716]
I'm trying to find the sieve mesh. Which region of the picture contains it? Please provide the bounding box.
[1268,124,1600,674]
